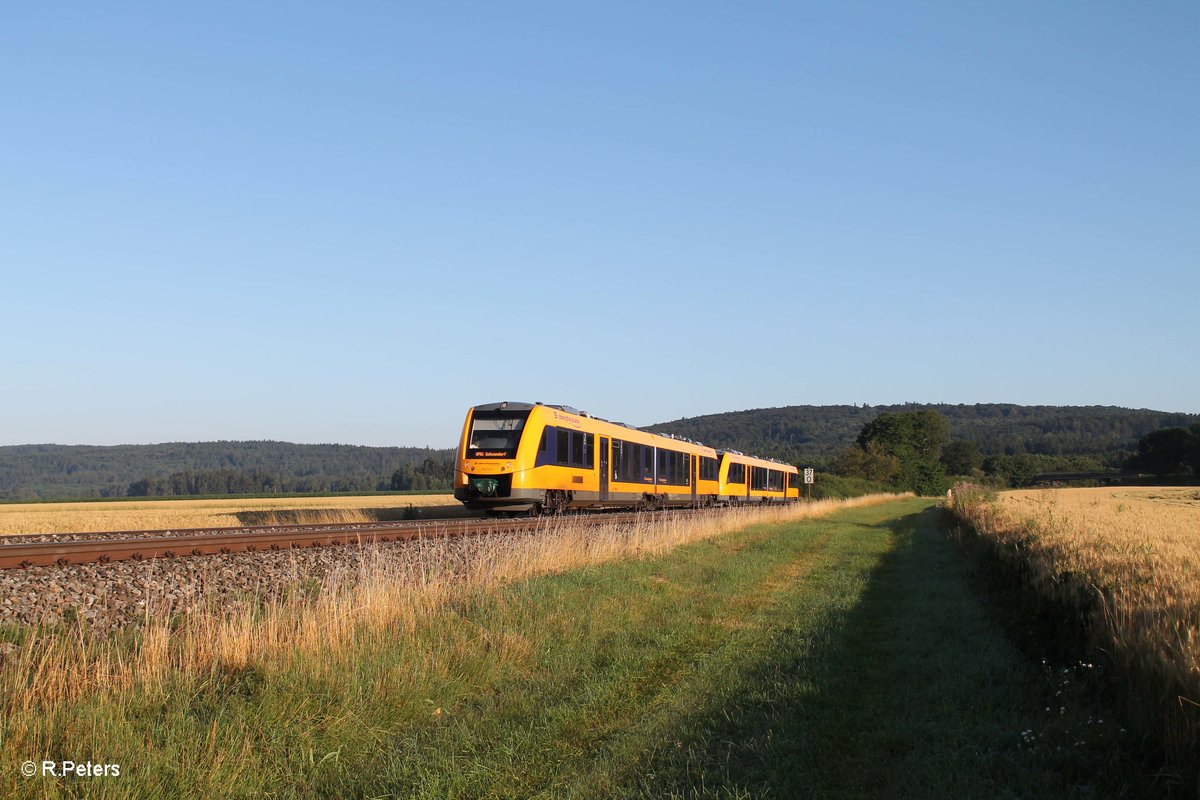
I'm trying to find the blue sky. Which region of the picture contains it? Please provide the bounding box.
[2,2,1196,447]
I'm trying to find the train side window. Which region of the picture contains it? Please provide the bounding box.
[654,450,688,486]
[750,466,765,490]
[556,430,569,466]
[539,429,547,454]
[727,463,745,484]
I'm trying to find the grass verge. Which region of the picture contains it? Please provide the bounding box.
[1,497,1157,797]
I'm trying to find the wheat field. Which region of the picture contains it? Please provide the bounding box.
[950,485,1200,774]
[996,487,1200,606]
[0,494,460,536]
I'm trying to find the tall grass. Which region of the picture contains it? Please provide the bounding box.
[0,496,899,724]
[948,484,1200,783]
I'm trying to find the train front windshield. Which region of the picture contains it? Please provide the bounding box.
[466,410,530,458]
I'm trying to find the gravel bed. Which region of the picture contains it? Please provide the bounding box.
[0,518,478,545]
[0,532,537,631]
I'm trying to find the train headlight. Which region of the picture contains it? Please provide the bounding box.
[506,462,513,471]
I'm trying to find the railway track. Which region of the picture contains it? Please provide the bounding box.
[0,511,679,570]
[0,517,483,545]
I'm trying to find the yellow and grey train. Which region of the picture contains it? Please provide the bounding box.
[455,401,800,514]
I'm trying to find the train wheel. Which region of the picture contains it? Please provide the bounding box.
[544,490,569,516]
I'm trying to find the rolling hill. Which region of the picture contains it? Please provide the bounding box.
[0,441,456,501]
[644,403,1198,467]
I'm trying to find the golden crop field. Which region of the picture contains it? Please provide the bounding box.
[997,487,1200,589]
[951,485,1200,772]
[0,494,460,536]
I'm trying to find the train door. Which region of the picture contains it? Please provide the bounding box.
[690,455,697,505]
[599,437,609,502]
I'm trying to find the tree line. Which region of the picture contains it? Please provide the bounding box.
[829,410,1200,494]
[828,409,1112,494]
[126,457,456,497]
[0,442,457,501]
[647,403,1198,469]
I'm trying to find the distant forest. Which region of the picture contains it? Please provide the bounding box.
[0,442,456,501]
[3,404,1196,501]
[645,404,1199,470]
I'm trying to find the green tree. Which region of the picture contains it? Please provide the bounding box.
[902,459,948,497]
[1190,424,1200,476]
[857,410,950,462]
[982,454,1040,488]
[1132,427,1194,477]
[832,441,900,484]
[848,410,951,495]
[909,409,952,460]
[940,440,982,476]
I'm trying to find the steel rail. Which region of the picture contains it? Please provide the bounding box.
[0,515,482,543]
[0,511,676,570]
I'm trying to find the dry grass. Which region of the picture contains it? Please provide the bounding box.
[0,494,901,724]
[0,494,460,535]
[949,484,1200,778]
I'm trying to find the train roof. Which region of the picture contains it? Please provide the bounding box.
[472,401,539,412]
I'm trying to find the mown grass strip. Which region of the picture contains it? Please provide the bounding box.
[2,498,1152,798]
